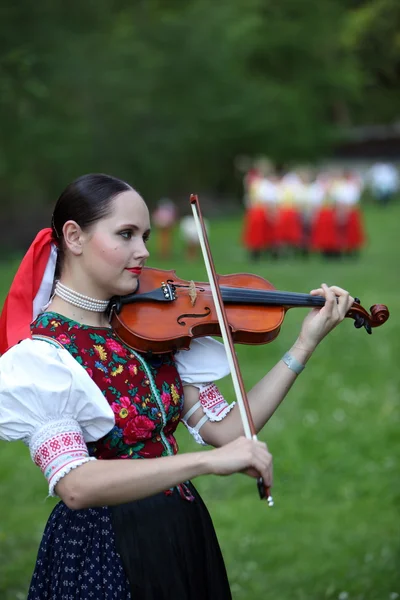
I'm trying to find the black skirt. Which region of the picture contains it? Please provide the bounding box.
[28,482,232,600]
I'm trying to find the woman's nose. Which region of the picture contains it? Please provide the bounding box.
[135,240,150,260]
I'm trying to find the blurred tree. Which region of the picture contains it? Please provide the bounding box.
[342,0,400,124]
[0,0,397,226]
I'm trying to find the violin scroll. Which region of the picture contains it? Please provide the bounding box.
[346,298,390,334]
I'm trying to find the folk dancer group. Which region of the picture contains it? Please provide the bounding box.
[242,168,366,260]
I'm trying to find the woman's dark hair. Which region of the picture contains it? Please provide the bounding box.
[52,173,132,274]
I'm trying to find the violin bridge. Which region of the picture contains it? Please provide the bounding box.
[189,280,197,306]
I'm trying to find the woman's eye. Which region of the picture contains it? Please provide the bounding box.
[120,231,132,240]
[143,235,150,244]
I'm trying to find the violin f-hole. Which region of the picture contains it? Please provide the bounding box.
[177,307,211,327]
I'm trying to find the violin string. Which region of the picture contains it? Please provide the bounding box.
[219,287,326,307]
[223,293,324,305]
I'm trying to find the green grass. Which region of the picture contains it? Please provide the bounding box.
[1,202,399,599]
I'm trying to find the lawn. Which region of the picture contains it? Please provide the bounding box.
[0,201,399,599]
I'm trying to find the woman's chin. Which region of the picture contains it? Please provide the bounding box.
[111,280,139,298]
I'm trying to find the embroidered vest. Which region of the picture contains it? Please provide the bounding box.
[31,313,184,461]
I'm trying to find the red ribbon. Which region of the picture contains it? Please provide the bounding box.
[0,228,55,354]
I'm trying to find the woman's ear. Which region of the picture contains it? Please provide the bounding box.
[62,220,84,256]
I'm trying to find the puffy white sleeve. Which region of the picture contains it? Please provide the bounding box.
[0,339,115,496]
[174,337,235,444]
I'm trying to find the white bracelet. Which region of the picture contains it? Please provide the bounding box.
[281,352,305,375]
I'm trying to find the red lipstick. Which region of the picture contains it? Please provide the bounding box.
[126,267,142,274]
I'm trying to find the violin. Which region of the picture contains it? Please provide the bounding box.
[110,194,388,508]
[108,267,390,355]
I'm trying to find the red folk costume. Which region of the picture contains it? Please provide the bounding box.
[274,181,303,249]
[310,206,341,252]
[337,175,366,252]
[0,231,234,600]
[343,207,365,251]
[310,180,341,254]
[242,173,271,251]
[31,313,184,462]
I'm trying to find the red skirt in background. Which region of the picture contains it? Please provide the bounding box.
[274,207,303,247]
[242,206,270,250]
[310,207,341,252]
[342,208,365,251]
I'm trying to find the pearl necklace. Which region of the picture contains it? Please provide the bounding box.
[54,281,109,312]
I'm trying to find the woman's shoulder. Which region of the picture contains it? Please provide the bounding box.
[31,311,116,350]
[1,335,59,363]
[32,311,97,332]
[0,336,84,383]
[0,337,114,443]
[174,336,230,385]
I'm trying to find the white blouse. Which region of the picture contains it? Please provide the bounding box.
[0,336,231,495]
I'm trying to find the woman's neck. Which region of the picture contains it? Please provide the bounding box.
[46,296,111,328]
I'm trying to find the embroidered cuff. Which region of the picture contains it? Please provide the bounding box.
[181,383,235,445]
[198,383,235,421]
[29,418,96,497]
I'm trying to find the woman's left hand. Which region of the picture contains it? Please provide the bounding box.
[297,283,354,351]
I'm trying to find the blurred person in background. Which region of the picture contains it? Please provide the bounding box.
[297,168,316,258]
[152,197,178,259]
[274,168,305,257]
[367,162,399,206]
[241,157,274,261]
[179,213,209,261]
[333,170,366,258]
[310,171,342,259]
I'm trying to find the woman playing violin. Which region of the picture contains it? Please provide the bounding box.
[0,173,354,600]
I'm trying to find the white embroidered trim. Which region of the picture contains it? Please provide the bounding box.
[29,418,94,495]
[181,383,235,445]
[183,422,208,446]
[49,457,96,497]
[29,418,83,458]
[198,383,236,422]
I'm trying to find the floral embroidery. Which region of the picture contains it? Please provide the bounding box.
[105,338,127,357]
[93,344,107,361]
[128,364,137,377]
[123,415,155,444]
[111,396,138,427]
[171,384,180,405]
[56,333,71,345]
[31,312,184,461]
[111,365,124,377]
[161,391,171,413]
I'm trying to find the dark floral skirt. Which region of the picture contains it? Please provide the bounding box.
[27,482,232,600]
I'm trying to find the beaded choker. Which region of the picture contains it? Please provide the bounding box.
[54,281,109,312]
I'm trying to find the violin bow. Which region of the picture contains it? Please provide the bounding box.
[190,194,273,507]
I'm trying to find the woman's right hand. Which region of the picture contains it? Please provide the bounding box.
[208,436,273,487]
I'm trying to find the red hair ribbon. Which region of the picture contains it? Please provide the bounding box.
[0,228,57,354]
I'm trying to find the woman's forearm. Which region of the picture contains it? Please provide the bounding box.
[56,451,210,510]
[246,338,315,430]
[201,338,315,446]
[195,283,353,447]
